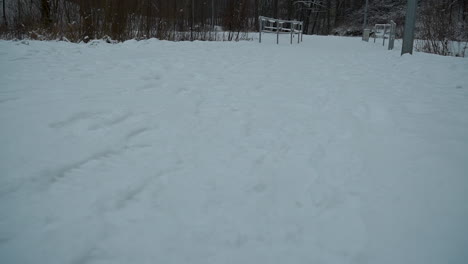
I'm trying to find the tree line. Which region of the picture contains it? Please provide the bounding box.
[0,0,467,47]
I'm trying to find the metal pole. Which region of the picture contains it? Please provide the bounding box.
[401,0,417,55]
[259,17,262,43]
[290,23,293,44]
[277,20,280,44]
[388,21,396,50]
[298,23,300,43]
[301,23,303,42]
[363,0,369,29]
[383,26,387,46]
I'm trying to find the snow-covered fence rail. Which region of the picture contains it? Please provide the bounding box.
[372,21,396,50]
[258,16,303,45]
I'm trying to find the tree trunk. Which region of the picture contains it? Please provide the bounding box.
[310,9,320,34]
[212,0,215,30]
[146,0,151,38]
[80,0,93,42]
[41,0,52,27]
[273,0,278,18]
[191,0,194,41]
[254,0,258,29]
[327,0,331,34]
[2,0,7,26]
[463,0,467,21]
[173,0,177,40]
[304,8,312,34]
[17,0,21,30]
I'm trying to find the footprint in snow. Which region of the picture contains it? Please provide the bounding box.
[88,112,132,130]
[49,112,98,129]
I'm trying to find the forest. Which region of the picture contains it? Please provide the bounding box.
[0,0,467,53]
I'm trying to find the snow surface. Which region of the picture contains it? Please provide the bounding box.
[1,35,468,264]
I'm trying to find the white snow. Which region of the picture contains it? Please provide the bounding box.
[1,35,468,264]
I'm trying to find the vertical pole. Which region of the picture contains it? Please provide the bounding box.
[374,27,376,43]
[402,0,417,55]
[363,0,369,30]
[383,26,387,46]
[301,23,303,42]
[277,20,280,44]
[388,21,396,50]
[298,23,300,43]
[299,23,301,42]
[290,23,293,44]
[259,17,262,43]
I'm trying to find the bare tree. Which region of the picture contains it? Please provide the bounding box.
[2,0,7,26]
[417,0,468,56]
[41,0,51,27]
[1,0,465,55]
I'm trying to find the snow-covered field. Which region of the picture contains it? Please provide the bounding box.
[1,35,467,264]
